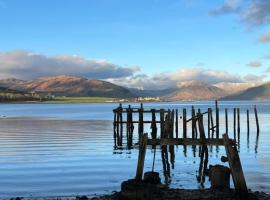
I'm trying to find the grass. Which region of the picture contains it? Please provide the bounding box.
[42,97,117,103]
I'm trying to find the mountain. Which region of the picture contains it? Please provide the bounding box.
[214,82,255,94]
[221,82,270,100]
[0,86,43,102]
[0,75,136,98]
[163,80,228,101]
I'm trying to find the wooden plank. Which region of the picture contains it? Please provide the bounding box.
[147,138,229,146]
[223,133,248,196]
[135,133,148,180]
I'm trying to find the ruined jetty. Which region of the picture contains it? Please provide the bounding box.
[112,101,261,200]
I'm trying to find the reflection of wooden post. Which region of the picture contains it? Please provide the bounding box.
[135,133,148,180]
[183,108,187,139]
[247,109,249,134]
[225,108,228,134]
[223,133,248,197]
[254,106,260,134]
[175,109,178,138]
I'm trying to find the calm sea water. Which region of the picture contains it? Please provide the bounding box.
[0,101,269,198]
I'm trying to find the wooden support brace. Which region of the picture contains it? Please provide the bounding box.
[135,133,148,180]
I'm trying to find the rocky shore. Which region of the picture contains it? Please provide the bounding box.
[89,188,270,200]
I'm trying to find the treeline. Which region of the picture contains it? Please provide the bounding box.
[0,87,48,102]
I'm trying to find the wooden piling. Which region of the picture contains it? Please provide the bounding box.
[233,108,236,140]
[237,108,240,136]
[160,109,165,138]
[225,108,228,134]
[208,108,211,138]
[135,133,148,180]
[175,109,179,138]
[119,104,123,146]
[138,103,144,139]
[254,106,260,134]
[216,107,219,139]
[151,109,157,140]
[183,108,187,138]
[192,106,195,139]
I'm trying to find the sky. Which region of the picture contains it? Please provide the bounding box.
[0,0,270,89]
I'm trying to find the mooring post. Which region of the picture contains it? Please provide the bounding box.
[247,109,249,134]
[135,133,148,180]
[175,109,179,138]
[183,108,187,139]
[215,100,219,138]
[225,108,228,134]
[254,105,260,134]
[233,108,236,140]
[223,133,248,198]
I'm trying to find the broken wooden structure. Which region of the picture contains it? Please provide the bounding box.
[113,101,260,148]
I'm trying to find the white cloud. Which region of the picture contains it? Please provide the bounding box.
[108,68,242,90]
[0,50,140,80]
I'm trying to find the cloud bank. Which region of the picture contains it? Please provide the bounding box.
[210,0,270,27]
[108,68,242,90]
[0,50,140,80]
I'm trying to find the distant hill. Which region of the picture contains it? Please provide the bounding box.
[213,82,255,94]
[0,86,43,102]
[0,75,136,98]
[162,80,228,101]
[221,82,270,100]
[129,88,175,97]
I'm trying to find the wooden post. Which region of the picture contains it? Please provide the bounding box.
[160,109,165,138]
[183,108,187,139]
[175,109,179,138]
[151,109,157,139]
[208,108,211,138]
[216,108,219,138]
[237,108,240,136]
[210,108,214,138]
[247,109,249,134]
[171,110,175,138]
[233,108,236,140]
[113,110,116,146]
[116,108,120,146]
[225,108,228,134]
[191,106,195,139]
[223,133,248,197]
[254,106,260,134]
[135,133,148,180]
[119,104,123,146]
[138,103,144,139]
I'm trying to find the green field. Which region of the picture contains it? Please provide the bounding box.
[42,97,117,103]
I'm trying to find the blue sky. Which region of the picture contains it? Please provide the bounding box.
[0,0,270,89]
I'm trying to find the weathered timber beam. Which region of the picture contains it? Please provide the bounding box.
[147,138,234,146]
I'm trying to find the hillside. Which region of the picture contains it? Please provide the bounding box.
[163,80,228,101]
[0,75,136,98]
[221,82,270,100]
[0,86,43,102]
